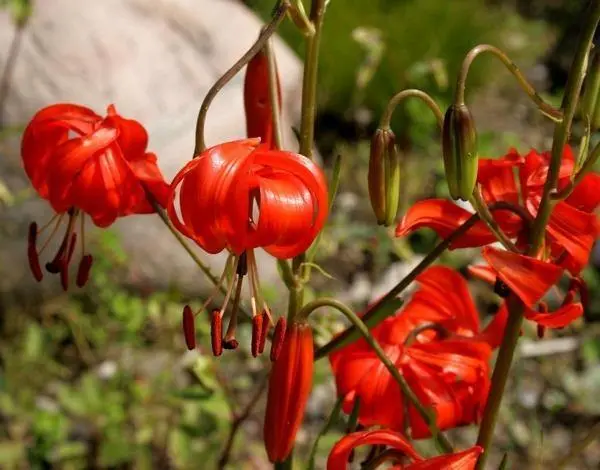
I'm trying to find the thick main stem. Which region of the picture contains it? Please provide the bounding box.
[474,4,600,468]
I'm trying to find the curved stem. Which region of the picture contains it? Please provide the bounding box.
[475,4,600,468]
[469,185,519,253]
[314,201,527,359]
[380,89,444,130]
[298,298,454,453]
[455,44,563,122]
[193,0,290,155]
[403,322,450,347]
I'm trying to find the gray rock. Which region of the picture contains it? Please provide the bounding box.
[0,0,303,297]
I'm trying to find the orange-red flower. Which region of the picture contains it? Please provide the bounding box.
[168,138,328,354]
[329,266,494,438]
[327,430,482,470]
[22,103,169,289]
[264,320,314,462]
[396,147,599,275]
[244,49,281,149]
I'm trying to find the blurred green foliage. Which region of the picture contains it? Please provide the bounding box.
[250,0,546,147]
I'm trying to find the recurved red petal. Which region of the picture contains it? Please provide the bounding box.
[396,199,502,248]
[326,430,422,470]
[546,201,598,274]
[566,172,600,212]
[482,247,563,306]
[408,446,482,470]
[524,302,583,328]
[477,149,523,205]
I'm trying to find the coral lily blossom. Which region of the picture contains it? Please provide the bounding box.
[22,103,169,289]
[264,320,314,462]
[168,138,328,355]
[396,147,599,275]
[330,266,495,437]
[327,430,482,470]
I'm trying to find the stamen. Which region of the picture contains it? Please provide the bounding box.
[247,249,274,325]
[251,312,263,358]
[237,251,248,276]
[46,210,78,274]
[37,213,65,256]
[210,309,223,356]
[258,309,270,354]
[223,273,244,350]
[536,302,548,339]
[182,305,196,350]
[27,222,43,281]
[59,233,77,291]
[35,212,61,235]
[195,255,233,317]
[76,255,94,287]
[270,316,287,362]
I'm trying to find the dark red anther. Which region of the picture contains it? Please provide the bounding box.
[27,222,43,282]
[569,277,589,311]
[270,317,287,362]
[251,313,264,357]
[46,237,67,273]
[258,310,270,354]
[223,338,240,350]
[210,309,223,357]
[536,302,548,339]
[76,255,93,287]
[182,305,196,350]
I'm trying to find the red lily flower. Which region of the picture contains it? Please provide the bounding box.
[168,138,328,354]
[329,266,494,437]
[22,103,169,289]
[244,48,282,149]
[327,430,482,470]
[396,146,599,275]
[264,320,314,462]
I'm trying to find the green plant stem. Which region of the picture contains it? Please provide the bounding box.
[307,396,343,470]
[474,4,600,468]
[469,185,519,253]
[193,0,290,155]
[298,298,453,454]
[287,0,327,324]
[455,44,563,121]
[380,89,444,130]
[556,422,600,470]
[553,138,600,200]
[314,201,528,360]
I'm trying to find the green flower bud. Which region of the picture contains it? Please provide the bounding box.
[442,104,478,201]
[368,128,401,226]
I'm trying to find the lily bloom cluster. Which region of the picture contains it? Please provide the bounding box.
[397,146,596,331]
[330,266,496,437]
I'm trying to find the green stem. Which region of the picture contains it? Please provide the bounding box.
[380,89,444,130]
[298,298,453,454]
[193,0,290,155]
[475,4,600,468]
[314,201,528,360]
[307,396,343,470]
[455,44,563,121]
[469,185,519,253]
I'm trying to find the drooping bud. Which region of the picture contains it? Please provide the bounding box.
[442,104,478,201]
[182,305,196,351]
[264,321,314,463]
[251,313,264,358]
[368,128,401,226]
[270,316,287,362]
[244,48,281,148]
[27,222,43,282]
[210,309,223,357]
[76,255,93,288]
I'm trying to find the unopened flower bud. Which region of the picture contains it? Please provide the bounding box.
[368,128,401,226]
[442,104,478,201]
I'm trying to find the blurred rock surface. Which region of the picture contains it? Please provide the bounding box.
[0,0,302,296]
